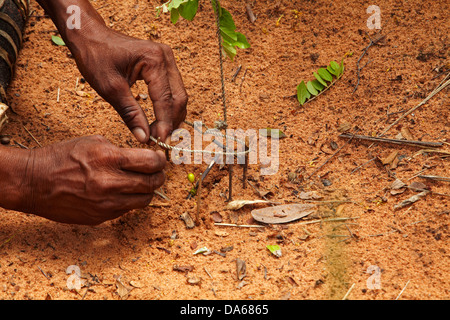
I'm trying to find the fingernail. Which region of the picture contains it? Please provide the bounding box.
[133,128,147,143]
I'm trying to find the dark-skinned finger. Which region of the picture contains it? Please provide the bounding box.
[109,81,151,143]
[119,149,166,174]
[118,171,166,195]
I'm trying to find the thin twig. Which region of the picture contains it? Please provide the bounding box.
[297,216,360,226]
[231,65,242,82]
[342,283,355,300]
[353,32,387,93]
[22,124,42,147]
[395,280,410,300]
[339,133,443,148]
[228,164,233,201]
[196,174,203,225]
[214,223,265,228]
[351,157,376,174]
[37,266,50,280]
[419,175,450,182]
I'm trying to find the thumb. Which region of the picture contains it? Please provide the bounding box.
[112,85,150,144]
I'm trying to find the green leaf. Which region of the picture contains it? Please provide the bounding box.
[327,64,339,76]
[311,79,325,91]
[313,72,327,87]
[234,32,250,49]
[318,68,333,82]
[306,81,319,96]
[219,8,236,31]
[220,26,237,42]
[330,60,340,70]
[170,7,180,24]
[222,41,237,60]
[266,245,282,257]
[178,0,199,21]
[297,81,310,105]
[51,35,65,46]
[168,0,183,10]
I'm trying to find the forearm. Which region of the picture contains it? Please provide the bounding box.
[36,0,107,53]
[0,146,32,212]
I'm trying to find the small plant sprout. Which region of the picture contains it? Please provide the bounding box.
[297,58,345,106]
[187,173,197,196]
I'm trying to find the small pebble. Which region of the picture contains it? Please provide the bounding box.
[321,179,332,186]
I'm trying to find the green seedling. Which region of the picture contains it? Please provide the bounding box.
[297,58,345,105]
[187,173,197,196]
[156,0,250,60]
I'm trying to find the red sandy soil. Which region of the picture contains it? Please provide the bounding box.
[0,0,448,300]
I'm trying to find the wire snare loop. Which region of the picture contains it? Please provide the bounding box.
[149,121,251,157]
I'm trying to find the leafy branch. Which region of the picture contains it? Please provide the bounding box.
[296,58,344,105]
[156,0,250,60]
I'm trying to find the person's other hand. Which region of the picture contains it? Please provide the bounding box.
[18,135,166,225]
[72,27,188,144]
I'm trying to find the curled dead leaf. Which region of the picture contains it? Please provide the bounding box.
[394,191,429,210]
[226,199,270,210]
[298,191,323,200]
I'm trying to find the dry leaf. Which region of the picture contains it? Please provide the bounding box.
[400,127,414,140]
[390,178,407,195]
[298,191,323,200]
[394,191,429,210]
[187,276,201,286]
[390,155,400,169]
[116,277,132,299]
[381,150,398,165]
[210,211,223,223]
[173,265,194,273]
[391,179,406,190]
[337,122,352,133]
[251,203,316,224]
[236,258,246,281]
[226,199,270,210]
[180,212,195,229]
[129,280,144,288]
[214,230,229,237]
[409,181,428,191]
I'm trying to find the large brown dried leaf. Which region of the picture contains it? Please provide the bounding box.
[251,204,316,224]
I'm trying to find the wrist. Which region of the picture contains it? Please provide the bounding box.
[0,146,33,212]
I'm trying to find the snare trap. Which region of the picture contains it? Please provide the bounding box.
[153,0,252,203]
